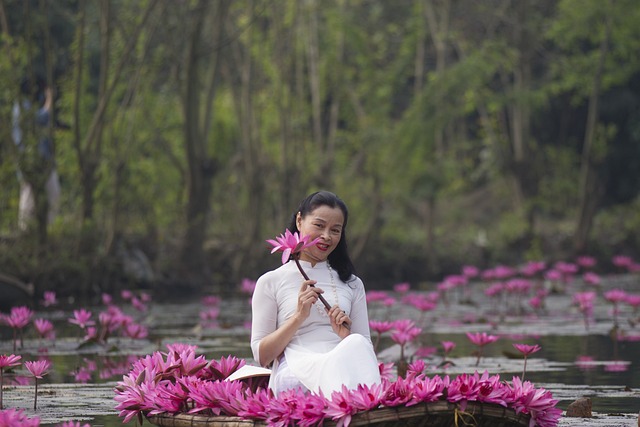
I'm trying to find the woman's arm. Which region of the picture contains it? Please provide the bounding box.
[251,278,323,367]
[346,278,373,342]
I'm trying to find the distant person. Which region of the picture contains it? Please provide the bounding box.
[251,191,381,395]
[12,76,61,230]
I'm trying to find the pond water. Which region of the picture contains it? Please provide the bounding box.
[1,273,639,426]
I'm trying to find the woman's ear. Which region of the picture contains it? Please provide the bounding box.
[295,212,302,230]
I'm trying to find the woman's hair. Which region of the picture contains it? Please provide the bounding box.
[287,191,356,282]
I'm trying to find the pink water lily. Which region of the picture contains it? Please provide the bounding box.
[0,408,40,427]
[466,332,499,366]
[41,291,58,307]
[6,306,33,351]
[68,309,95,329]
[292,392,328,427]
[114,353,562,427]
[407,375,446,405]
[34,319,55,340]
[267,229,332,312]
[266,229,320,265]
[604,289,628,328]
[0,354,22,410]
[446,372,480,411]
[24,359,51,410]
[59,422,91,427]
[236,388,271,420]
[326,385,359,427]
[440,341,456,366]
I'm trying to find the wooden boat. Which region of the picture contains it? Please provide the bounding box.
[147,401,531,427]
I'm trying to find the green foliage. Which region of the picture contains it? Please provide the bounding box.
[1,0,640,295]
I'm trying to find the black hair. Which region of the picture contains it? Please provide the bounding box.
[287,190,356,283]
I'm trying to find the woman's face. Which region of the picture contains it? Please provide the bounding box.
[296,205,344,265]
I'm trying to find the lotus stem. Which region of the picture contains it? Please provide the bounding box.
[293,257,331,311]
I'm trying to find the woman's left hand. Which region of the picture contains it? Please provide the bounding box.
[328,305,351,339]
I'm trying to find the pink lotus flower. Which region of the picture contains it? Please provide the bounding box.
[393,282,410,293]
[446,372,481,410]
[462,265,479,278]
[6,306,33,351]
[24,360,51,379]
[113,353,563,427]
[203,355,245,380]
[68,309,95,329]
[604,289,627,328]
[0,408,40,427]
[41,291,57,307]
[266,229,320,265]
[380,375,413,407]
[626,294,640,313]
[476,371,508,407]
[369,320,393,334]
[349,382,384,411]
[0,354,22,369]
[102,293,113,305]
[292,392,327,426]
[236,388,271,420]
[573,291,596,330]
[24,359,51,410]
[188,379,244,415]
[612,255,633,268]
[0,354,22,410]
[507,376,562,427]
[407,375,446,405]
[466,332,499,366]
[265,387,303,426]
[267,230,332,312]
[484,282,504,298]
[441,341,456,363]
[124,323,148,339]
[202,295,221,306]
[369,320,393,351]
[519,261,546,277]
[414,346,437,358]
[513,344,542,380]
[604,289,627,303]
[33,319,55,340]
[326,386,358,427]
[59,422,91,427]
[366,290,389,303]
[240,278,257,294]
[7,306,33,329]
[576,255,596,268]
[378,362,395,381]
[390,320,422,371]
[407,360,426,376]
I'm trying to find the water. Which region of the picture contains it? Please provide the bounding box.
[2,275,640,426]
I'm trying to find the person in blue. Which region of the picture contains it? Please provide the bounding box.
[12,76,61,231]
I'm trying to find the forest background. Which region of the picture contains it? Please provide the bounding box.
[1,0,639,303]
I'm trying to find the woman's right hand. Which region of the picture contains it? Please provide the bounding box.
[297,279,323,320]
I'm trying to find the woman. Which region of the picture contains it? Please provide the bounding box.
[251,191,381,395]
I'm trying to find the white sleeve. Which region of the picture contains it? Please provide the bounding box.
[250,273,278,366]
[348,278,373,343]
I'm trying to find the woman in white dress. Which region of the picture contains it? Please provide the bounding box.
[251,191,381,395]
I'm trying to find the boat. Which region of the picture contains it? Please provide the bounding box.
[147,401,531,427]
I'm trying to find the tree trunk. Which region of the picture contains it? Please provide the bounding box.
[179,0,228,278]
[422,0,451,274]
[573,4,612,253]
